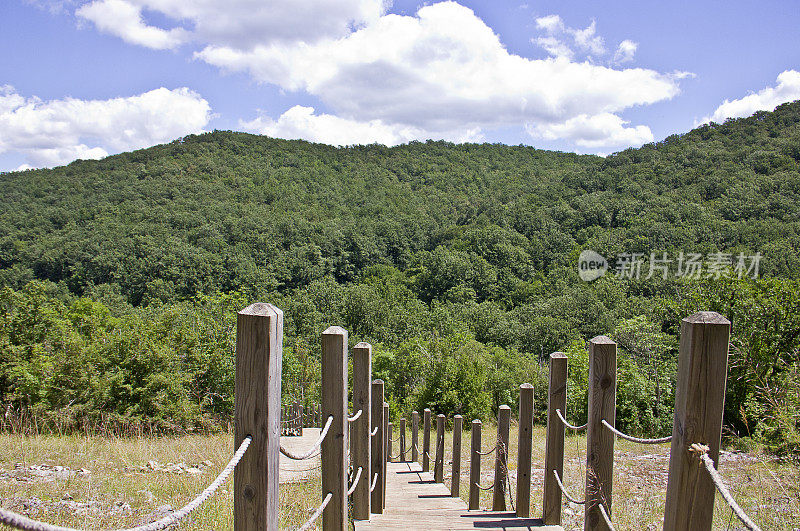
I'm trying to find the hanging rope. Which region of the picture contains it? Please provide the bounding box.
[474,443,499,456]
[691,443,763,531]
[280,416,333,460]
[369,473,379,493]
[347,410,362,422]
[555,409,587,431]
[347,467,363,496]
[295,493,332,531]
[552,470,586,505]
[370,426,379,437]
[601,420,672,444]
[598,504,616,531]
[0,437,251,531]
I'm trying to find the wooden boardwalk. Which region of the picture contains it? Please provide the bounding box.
[279,428,321,484]
[354,461,563,531]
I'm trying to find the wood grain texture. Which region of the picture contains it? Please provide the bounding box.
[412,411,419,463]
[469,419,481,510]
[371,380,385,514]
[234,303,282,531]
[434,414,446,483]
[423,409,432,472]
[663,312,731,531]
[321,326,348,531]
[452,415,463,497]
[400,418,407,462]
[543,352,567,525]
[584,336,617,531]
[492,405,511,511]
[352,342,372,520]
[388,422,394,463]
[516,383,534,517]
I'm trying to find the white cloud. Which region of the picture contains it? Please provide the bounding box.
[527,112,653,149]
[533,15,605,59]
[0,86,211,169]
[535,14,564,34]
[702,70,800,124]
[77,0,189,50]
[240,105,482,146]
[571,20,605,56]
[613,40,637,64]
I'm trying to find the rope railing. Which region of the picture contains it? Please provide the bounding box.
[474,443,499,456]
[347,467,363,496]
[296,492,332,531]
[555,408,587,431]
[598,504,616,531]
[347,409,362,422]
[369,473,379,493]
[473,481,494,491]
[370,426,379,437]
[0,436,251,531]
[601,420,672,444]
[280,415,333,460]
[552,470,585,505]
[690,444,763,531]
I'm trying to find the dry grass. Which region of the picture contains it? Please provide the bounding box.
[1,425,798,530]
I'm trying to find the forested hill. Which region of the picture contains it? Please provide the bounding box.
[1,101,800,450]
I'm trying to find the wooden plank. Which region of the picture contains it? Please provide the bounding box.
[371,380,385,514]
[468,419,481,510]
[412,411,419,462]
[584,336,617,531]
[434,414,446,483]
[423,409,432,472]
[352,342,372,520]
[400,418,407,462]
[663,312,731,531]
[492,405,511,511]
[543,352,567,525]
[388,422,394,463]
[452,415,462,497]
[516,383,534,517]
[234,303,282,531]
[321,326,348,531]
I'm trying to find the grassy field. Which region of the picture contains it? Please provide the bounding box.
[0,425,797,530]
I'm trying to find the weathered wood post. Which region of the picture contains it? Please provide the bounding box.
[663,312,731,530]
[517,383,534,517]
[412,411,419,462]
[434,414,445,482]
[468,419,481,510]
[423,408,432,472]
[234,303,282,531]
[382,402,389,509]
[387,422,394,463]
[294,401,302,436]
[321,327,348,531]
[352,342,372,520]
[400,418,407,462]
[543,352,568,525]
[584,336,617,531]
[451,415,463,497]
[370,380,385,514]
[492,405,511,511]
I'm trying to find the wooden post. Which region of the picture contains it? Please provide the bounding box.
[352,342,372,520]
[434,414,445,482]
[321,327,348,531]
[412,411,419,463]
[543,352,568,525]
[383,402,389,509]
[451,415,463,497]
[234,303,282,531]
[294,401,302,436]
[387,422,394,463]
[517,383,534,517]
[370,380,385,514]
[400,418,407,462]
[468,419,481,510]
[492,405,511,511]
[423,409,432,472]
[584,336,617,531]
[663,312,731,531]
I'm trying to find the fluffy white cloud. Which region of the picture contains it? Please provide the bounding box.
[527,112,653,148]
[77,0,189,50]
[702,70,800,124]
[533,15,605,59]
[613,40,637,64]
[0,86,211,168]
[240,105,482,146]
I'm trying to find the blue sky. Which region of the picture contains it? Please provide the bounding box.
[1,0,798,171]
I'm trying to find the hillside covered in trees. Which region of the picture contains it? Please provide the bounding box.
[2,101,800,453]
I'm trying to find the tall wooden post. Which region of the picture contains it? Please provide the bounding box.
[412,411,419,462]
[370,380,385,514]
[584,336,617,531]
[468,419,481,510]
[451,415,463,497]
[543,352,568,525]
[352,342,372,520]
[517,383,534,517]
[400,418,407,462]
[434,414,445,482]
[321,327,348,531]
[387,422,394,463]
[234,303,282,531]
[492,405,511,511]
[383,402,389,509]
[294,401,302,436]
[664,312,731,531]
[423,409,432,472]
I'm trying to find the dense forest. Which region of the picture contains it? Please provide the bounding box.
[1,101,799,453]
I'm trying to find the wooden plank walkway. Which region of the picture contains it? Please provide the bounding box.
[354,461,563,530]
[279,428,321,483]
